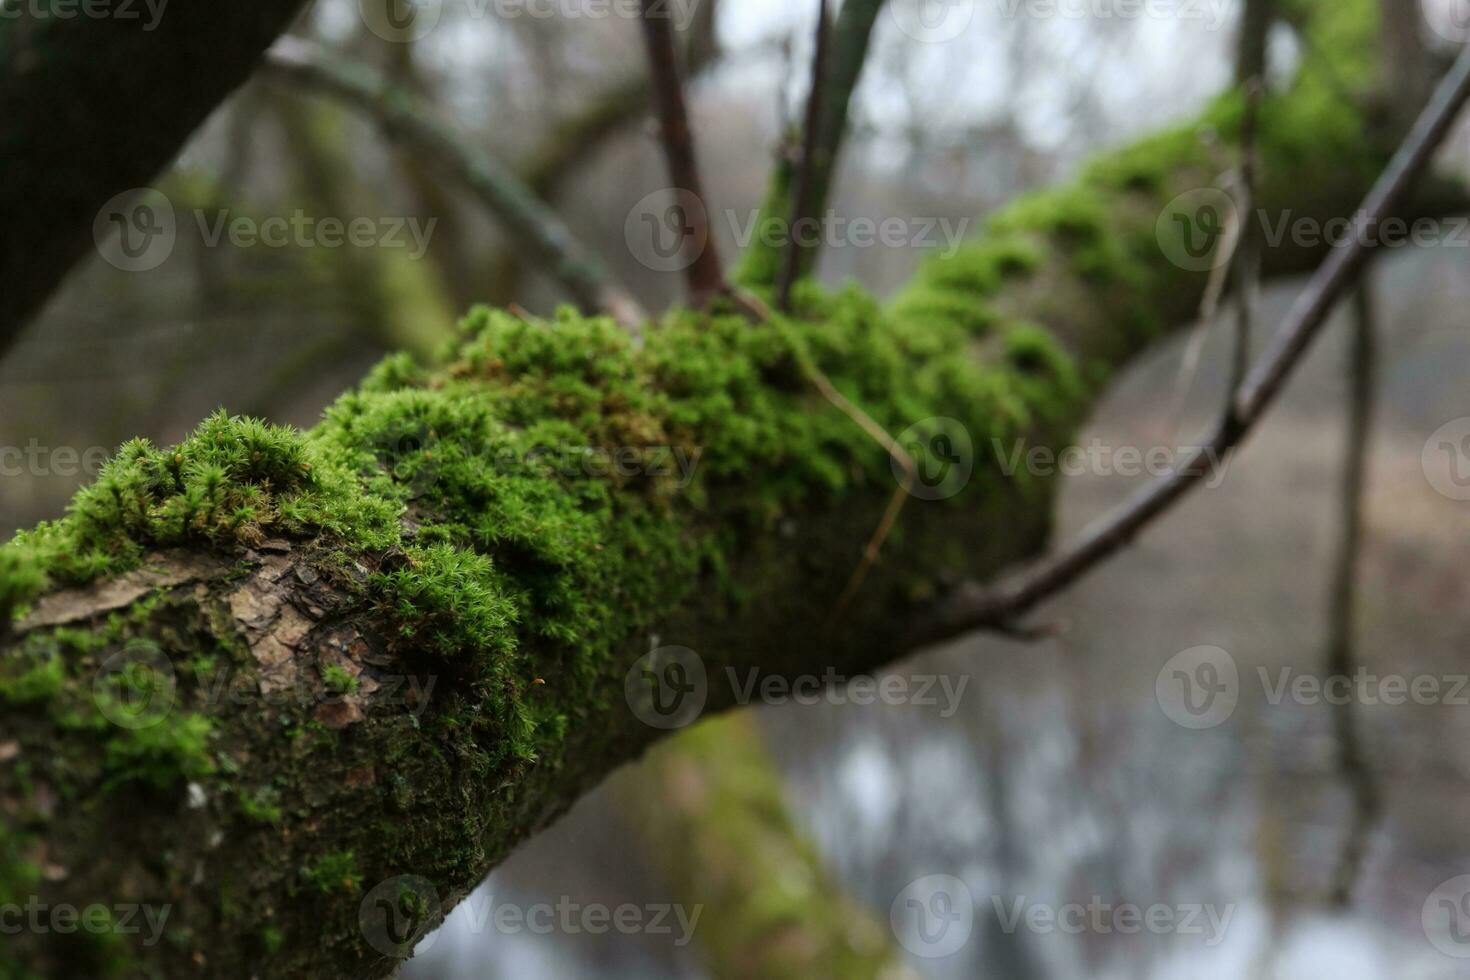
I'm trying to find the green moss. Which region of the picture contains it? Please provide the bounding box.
[320,665,359,695]
[239,787,284,825]
[301,850,361,895]
[0,655,64,706]
[0,6,1409,974]
[260,926,285,954]
[732,143,796,290]
[0,547,46,626]
[0,832,41,906]
[1,411,400,608]
[103,714,216,791]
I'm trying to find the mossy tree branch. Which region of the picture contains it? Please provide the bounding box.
[0,4,1460,978]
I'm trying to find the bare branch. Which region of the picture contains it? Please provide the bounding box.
[1167,31,1269,438]
[916,46,1470,646]
[1326,272,1382,909]
[262,37,647,333]
[638,0,726,307]
[1235,0,1274,86]
[776,0,833,312]
[755,0,887,292]
[522,0,724,201]
[1230,80,1264,396]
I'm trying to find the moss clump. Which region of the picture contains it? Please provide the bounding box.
[239,787,284,825]
[320,665,359,695]
[0,654,64,706]
[301,850,361,895]
[2,411,400,614]
[103,714,215,791]
[260,926,285,954]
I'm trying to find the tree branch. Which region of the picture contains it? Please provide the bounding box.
[917,45,1470,645]
[742,0,887,291]
[1326,272,1381,909]
[0,9,1458,976]
[776,0,833,312]
[639,0,725,307]
[0,0,311,358]
[261,37,648,333]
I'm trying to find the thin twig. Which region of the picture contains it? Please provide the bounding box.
[915,46,1470,646]
[796,0,887,269]
[1230,79,1264,397]
[776,0,832,312]
[801,362,914,623]
[1163,178,1243,440]
[262,37,647,334]
[1326,271,1382,909]
[639,0,725,308]
[1166,78,1264,442]
[1234,0,1274,87]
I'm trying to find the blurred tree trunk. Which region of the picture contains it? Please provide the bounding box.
[625,713,915,979]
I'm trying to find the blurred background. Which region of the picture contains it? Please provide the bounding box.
[3,1,1470,976]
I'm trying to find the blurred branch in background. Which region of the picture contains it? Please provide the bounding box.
[1379,0,1435,117]
[523,0,722,203]
[776,0,833,312]
[623,712,915,980]
[745,0,888,295]
[1235,0,1275,86]
[262,37,648,332]
[639,0,726,307]
[381,35,485,318]
[493,0,726,306]
[1325,272,1382,910]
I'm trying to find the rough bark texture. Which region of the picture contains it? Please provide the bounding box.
[0,0,310,353]
[0,4,1453,978]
